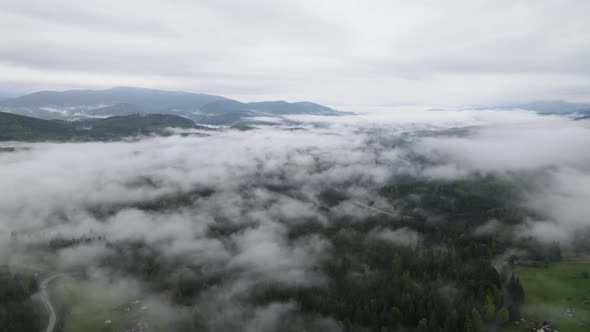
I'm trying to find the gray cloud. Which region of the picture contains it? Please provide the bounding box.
[1,1,590,104]
[369,226,422,247]
[3,110,590,252]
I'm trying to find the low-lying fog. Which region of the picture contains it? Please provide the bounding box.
[2,109,589,331]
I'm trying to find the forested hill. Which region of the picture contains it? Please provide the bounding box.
[0,268,39,332]
[0,111,206,141]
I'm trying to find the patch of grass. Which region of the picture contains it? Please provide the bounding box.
[52,277,166,332]
[504,259,590,332]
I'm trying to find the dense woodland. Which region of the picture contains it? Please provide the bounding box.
[0,111,203,141]
[7,175,565,331]
[0,267,40,332]
[262,176,533,331]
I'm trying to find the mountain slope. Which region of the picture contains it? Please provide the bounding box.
[79,113,202,136]
[200,99,337,115]
[195,99,342,125]
[0,111,76,141]
[1,86,225,109]
[0,87,343,124]
[0,112,206,141]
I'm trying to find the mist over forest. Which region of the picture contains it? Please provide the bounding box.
[3,108,589,331]
[2,1,590,331]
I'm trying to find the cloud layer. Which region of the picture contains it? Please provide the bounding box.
[1,1,590,104]
[2,109,590,329]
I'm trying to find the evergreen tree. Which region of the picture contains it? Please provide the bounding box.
[497,307,510,325]
[417,318,428,332]
[471,308,483,332]
[484,294,496,322]
[391,306,402,329]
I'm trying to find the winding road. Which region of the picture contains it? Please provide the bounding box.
[12,264,63,332]
[40,273,62,332]
[10,264,62,332]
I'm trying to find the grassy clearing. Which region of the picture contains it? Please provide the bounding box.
[503,259,590,332]
[52,277,166,332]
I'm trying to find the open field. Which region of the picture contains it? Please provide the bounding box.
[52,277,167,332]
[503,259,590,332]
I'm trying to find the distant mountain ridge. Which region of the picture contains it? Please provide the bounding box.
[0,87,343,125]
[0,87,225,109]
[479,100,590,114]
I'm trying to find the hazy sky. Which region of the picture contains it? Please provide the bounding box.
[1,0,589,105]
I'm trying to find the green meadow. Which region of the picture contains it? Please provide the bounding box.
[51,277,166,332]
[503,259,590,332]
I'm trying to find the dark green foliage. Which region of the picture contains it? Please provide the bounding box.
[246,176,531,331]
[0,111,206,141]
[79,113,200,136]
[280,233,504,331]
[381,175,526,227]
[507,274,525,305]
[0,267,41,332]
[497,307,509,325]
[506,273,525,321]
[0,111,77,141]
[416,318,428,332]
[249,176,517,330]
[470,308,483,332]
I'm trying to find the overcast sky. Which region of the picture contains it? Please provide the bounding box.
[1,0,589,106]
